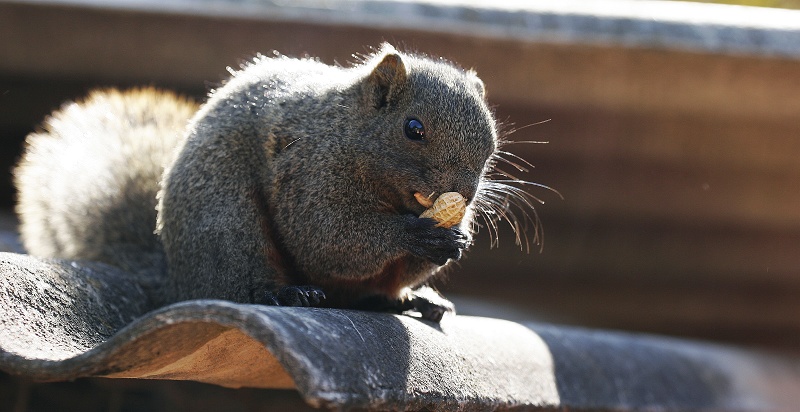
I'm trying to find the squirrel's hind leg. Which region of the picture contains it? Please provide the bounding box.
[354,285,455,323]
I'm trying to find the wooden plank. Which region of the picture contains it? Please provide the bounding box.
[489,102,800,230]
[2,1,800,120]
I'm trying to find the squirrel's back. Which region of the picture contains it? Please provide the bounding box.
[14,89,198,275]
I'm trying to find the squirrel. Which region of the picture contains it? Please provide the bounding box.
[14,43,524,323]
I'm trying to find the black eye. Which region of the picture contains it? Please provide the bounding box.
[404,118,425,141]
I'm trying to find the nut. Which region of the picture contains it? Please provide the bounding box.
[418,191,467,228]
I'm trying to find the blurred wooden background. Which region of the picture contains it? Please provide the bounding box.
[1,0,799,355]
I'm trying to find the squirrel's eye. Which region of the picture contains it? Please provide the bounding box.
[404,118,425,141]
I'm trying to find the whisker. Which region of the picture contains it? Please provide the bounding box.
[470,123,558,253]
[473,178,550,253]
[485,179,563,200]
[474,190,503,239]
[489,167,524,182]
[494,150,536,171]
[482,183,544,209]
[473,201,500,248]
[473,189,505,248]
[501,119,552,138]
[478,187,530,249]
[498,140,551,146]
[493,155,529,174]
[483,185,539,223]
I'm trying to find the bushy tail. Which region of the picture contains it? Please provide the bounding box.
[14,89,197,278]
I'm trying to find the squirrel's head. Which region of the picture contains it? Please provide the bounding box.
[350,44,554,251]
[353,44,497,228]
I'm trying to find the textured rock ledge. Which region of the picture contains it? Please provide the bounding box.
[2,252,800,411]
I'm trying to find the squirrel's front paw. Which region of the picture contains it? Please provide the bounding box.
[402,216,470,266]
[262,285,326,307]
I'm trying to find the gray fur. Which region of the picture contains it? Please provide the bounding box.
[15,44,497,313]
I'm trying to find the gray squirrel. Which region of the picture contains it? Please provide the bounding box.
[15,44,538,322]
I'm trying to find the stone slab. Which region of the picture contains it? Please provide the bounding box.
[2,251,800,411]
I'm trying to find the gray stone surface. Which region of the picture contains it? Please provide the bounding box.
[2,247,800,411]
[532,323,800,411]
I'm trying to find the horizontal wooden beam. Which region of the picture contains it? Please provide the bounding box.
[1,0,800,120]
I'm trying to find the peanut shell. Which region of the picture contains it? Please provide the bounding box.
[419,192,466,228]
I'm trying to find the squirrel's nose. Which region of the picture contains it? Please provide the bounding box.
[451,176,479,204]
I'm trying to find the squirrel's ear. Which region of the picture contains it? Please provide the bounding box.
[364,51,407,110]
[469,71,487,100]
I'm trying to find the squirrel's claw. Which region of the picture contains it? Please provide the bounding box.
[407,285,456,323]
[262,285,326,307]
[414,300,447,323]
[261,293,281,306]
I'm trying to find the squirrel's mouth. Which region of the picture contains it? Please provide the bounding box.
[396,190,430,217]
